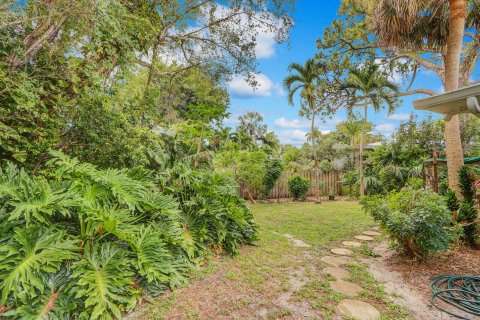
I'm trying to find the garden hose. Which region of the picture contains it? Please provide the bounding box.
[430,275,480,319]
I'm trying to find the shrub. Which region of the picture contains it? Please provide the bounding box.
[458,166,478,244]
[215,149,267,202]
[287,175,310,201]
[361,189,460,260]
[262,158,283,198]
[444,189,460,212]
[406,177,423,190]
[0,151,257,319]
[319,159,333,173]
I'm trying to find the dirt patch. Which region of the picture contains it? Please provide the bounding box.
[283,233,311,247]
[385,243,480,296]
[364,242,480,320]
[272,267,317,318]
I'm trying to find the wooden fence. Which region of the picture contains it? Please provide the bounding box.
[239,170,342,200]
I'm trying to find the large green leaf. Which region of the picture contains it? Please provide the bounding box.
[0,227,78,304]
[72,243,136,320]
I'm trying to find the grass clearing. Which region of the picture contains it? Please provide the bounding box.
[132,201,414,319]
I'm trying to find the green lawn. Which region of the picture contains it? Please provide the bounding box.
[133,201,413,320]
[253,201,374,246]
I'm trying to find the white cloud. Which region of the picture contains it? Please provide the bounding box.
[224,113,240,125]
[274,116,345,131]
[228,73,275,98]
[277,129,308,146]
[274,117,310,129]
[437,85,445,94]
[386,113,410,121]
[273,83,285,97]
[322,116,344,127]
[374,123,396,136]
[255,31,277,59]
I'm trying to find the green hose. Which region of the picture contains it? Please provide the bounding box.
[430,275,480,319]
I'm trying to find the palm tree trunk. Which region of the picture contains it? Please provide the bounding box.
[444,0,466,196]
[359,106,367,196]
[311,111,320,201]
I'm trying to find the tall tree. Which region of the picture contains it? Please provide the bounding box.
[337,117,372,167]
[284,59,325,201]
[339,64,398,196]
[373,0,470,194]
[238,112,268,143]
[0,0,294,167]
[320,0,479,195]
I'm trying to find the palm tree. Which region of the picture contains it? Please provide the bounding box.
[261,131,280,155]
[231,129,257,151]
[339,64,399,196]
[373,0,468,195]
[284,59,324,201]
[305,127,322,145]
[337,117,366,167]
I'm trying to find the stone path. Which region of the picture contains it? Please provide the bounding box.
[320,230,382,320]
[322,266,349,279]
[330,279,363,295]
[330,248,353,256]
[362,231,381,236]
[337,299,381,320]
[354,235,374,241]
[342,240,362,247]
[320,255,351,267]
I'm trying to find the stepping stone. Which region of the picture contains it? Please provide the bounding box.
[362,231,381,236]
[322,267,349,280]
[321,256,352,267]
[337,299,380,320]
[330,280,363,295]
[342,241,362,248]
[330,248,353,256]
[354,235,374,241]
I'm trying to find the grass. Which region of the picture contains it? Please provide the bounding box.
[132,201,413,320]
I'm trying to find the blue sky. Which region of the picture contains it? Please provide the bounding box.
[224,0,479,146]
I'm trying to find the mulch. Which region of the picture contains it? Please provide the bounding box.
[384,244,480,300]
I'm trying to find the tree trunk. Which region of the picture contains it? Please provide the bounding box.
[246,188,256,204]
[444,0,467,196]
[311,112,320,201]
[359,106,367,196]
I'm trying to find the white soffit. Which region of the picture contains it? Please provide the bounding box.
[413,84,480,116]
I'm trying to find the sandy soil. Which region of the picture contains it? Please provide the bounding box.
[364,241,480,320]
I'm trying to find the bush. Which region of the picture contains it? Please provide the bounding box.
[458,166,478,244]
[262,158,283,198]
[287,174,310,201]
[406,177,423,190]
[361,188,460,260]
[444,189,460,212]
[0,151,257,319]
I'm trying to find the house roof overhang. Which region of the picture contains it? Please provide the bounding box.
[413,84,480,119]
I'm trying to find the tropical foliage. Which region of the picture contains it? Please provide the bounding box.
[361,188,461,260]
[0,151,257,318]
[287,175,310,201]
[457,166,478,244]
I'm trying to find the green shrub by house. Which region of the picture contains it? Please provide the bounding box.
[361,188,460,260]
[287,175,310,201]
